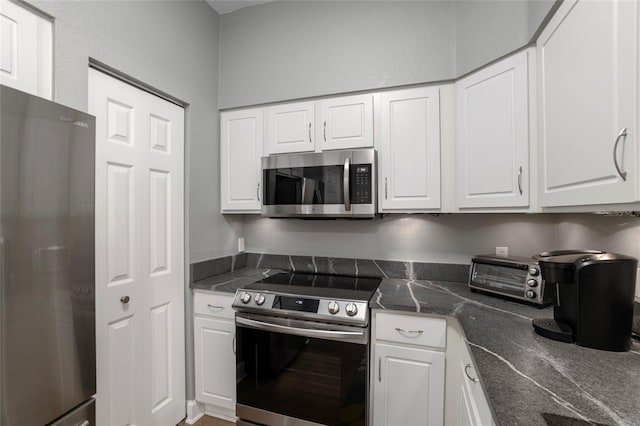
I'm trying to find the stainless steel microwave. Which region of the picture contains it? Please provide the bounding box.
[261,149,377,218]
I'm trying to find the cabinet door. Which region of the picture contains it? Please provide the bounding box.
[0,1,52,99]
[458,347,493,426]
[456,50,529,209]
[266,101,315,154]
[319,94,373,150]
[379,87,441,211]
[538,0,638,207]
[373,342,445,426]
[220,108,263,213]
[194,316,236,410]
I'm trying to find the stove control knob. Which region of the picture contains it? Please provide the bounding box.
[255,294,266,306]
[529,267,539,276]
[527,279,538,288]
[525,290,536,299]
[328,301,340,314]
[240,292,252,304]
[345,303,358,317]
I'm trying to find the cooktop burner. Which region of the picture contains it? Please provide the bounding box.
[232,272,382,326]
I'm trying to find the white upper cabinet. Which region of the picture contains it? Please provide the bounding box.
[538,0,638,207]
[220,108,263,213]
[378,87,441,211]
[318,94,374,151]
[456,50,530,209]
[0,1,52,99]
[265,101,315,154]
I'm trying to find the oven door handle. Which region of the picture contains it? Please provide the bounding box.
[236,316,365,340]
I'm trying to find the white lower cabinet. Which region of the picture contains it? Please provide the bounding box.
[193,291,236,421]
[373,343,445,426]
[372,312,446,426]
[457,343,493,426]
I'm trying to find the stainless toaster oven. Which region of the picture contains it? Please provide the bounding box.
[469,255,552,306]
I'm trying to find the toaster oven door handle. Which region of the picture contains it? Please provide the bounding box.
[236,315,364,340]
[343,157,351,211]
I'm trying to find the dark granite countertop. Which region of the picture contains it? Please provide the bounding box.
[191,268,640,426]
[190,267,281,293]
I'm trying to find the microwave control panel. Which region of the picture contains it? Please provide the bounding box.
[352,164,371,204]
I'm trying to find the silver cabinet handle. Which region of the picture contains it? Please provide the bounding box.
[232,335,236,355]
[517,166,523,195]
[120,295,130,304]
[613,127,628,181]
[236,316,364,340]
[395,327,423,336]
[378,357,382,382]
[343,157,351,211]
[323,121,327,142]
[465,363,478,383]
[308,122,312,143]
[256,182,261,201]
[207,304,224,313]
[384,177,388,199]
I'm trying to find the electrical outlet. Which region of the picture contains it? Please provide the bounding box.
[238,237,245,252]
[496,246,508,257]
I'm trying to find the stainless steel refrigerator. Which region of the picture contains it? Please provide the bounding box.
[1,85,96,425]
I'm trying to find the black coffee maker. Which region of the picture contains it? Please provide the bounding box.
[532,250,637,352]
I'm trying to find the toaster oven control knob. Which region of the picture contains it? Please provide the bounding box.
[526,290,536,299]
[240,292,252,304]
[527,279,538,287]
[529,267,539,276]
[328,301,340,314]
[255,294,266,305]
[345,303,358,317]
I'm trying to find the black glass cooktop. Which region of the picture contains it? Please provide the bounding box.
[245,272,382,301]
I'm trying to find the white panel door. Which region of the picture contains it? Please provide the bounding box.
[456,50,529,208]
[193,316,236,409]
[379,87,441,211]
[0,0,51,99]
[221,108,263,213]
[319,94,373,150]
[373,343,445,426]
[266,101,315,154]
[90,68,185,426]
[538,0,638,207]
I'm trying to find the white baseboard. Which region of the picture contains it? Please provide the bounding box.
[185,400,204,425]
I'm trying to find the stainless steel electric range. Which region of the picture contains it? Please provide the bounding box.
[232,272,382,426]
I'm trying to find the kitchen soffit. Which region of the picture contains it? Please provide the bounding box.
[206,0,272,15]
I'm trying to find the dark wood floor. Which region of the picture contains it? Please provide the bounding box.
[179,415,234,426]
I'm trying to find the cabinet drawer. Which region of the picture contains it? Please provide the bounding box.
[375,312,446,348]
[193,290,235,319]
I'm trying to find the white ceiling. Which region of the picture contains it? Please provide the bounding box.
[206,0,273,15]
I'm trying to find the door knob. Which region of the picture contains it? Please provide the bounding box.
[120,295,130,304]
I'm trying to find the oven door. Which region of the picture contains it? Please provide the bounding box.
[261,149,376,218]
[235,313,369,426]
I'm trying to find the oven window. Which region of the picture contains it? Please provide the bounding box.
[237,326,367,426]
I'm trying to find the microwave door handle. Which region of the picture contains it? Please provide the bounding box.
[344,157,351,211]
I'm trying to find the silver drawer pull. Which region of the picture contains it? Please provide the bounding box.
[395,327,424,336]
[465,363,478,383]
[207,304,224,312]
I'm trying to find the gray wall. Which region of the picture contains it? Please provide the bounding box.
[455,0,555,76]
[218,0,456,108]
[31,0,241,263]
[218,0,555,108]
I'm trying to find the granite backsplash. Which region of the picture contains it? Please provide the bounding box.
[190,253,640,335]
